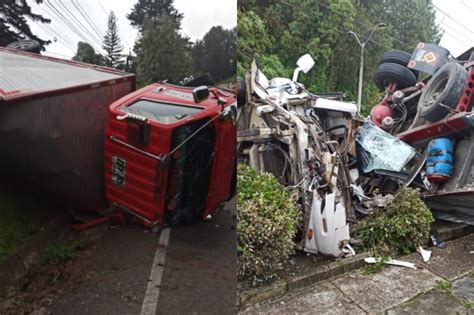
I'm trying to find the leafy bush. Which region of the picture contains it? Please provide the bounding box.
[353,186,434,255]
[237,164,299,285]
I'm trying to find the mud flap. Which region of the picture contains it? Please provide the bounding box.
[304,190,351,257]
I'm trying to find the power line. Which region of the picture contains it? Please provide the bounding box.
[97,0,109,17]
[72,0,105,41]
[436,19,473,51]
[95,0,132,50]
[44,0,103,53]
[34,22,77,51]
[432,3,474,37]
[30,2,79,52]
[399,1,473,47]
[43,1,91,45]
[401,0,474,42]
[53,0,103,47]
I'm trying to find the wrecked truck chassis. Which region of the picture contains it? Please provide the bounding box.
[369,45,474,218]
[396,112,474,213]
[237,57,356,257]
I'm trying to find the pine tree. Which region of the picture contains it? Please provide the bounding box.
[102,11,124,68]
[0,0,50,47]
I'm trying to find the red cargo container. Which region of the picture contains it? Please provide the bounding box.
[104,83,237,229]
[0,48,136,209]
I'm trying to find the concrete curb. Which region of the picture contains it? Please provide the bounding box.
[237,222,474,309]
[238,252,369,308]
[433,222,474,242]
[0,214,72,293]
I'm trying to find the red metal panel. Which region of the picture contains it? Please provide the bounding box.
[397,112,470,144]
[0,80,135,210]
[455,67,474,112]
[104,83,236,227]
[203,102,237,216]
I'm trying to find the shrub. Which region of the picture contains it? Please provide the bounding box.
[353,186,434,255]
[237,164,299,285]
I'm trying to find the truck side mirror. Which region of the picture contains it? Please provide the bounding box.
[292,53,315,82]
[193,86,210,103]
[297,54,315,73]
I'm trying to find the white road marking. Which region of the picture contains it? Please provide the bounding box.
[140,228,171,315]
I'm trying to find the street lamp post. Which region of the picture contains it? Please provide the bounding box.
[347,23,386,112]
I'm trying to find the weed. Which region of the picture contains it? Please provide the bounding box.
[436,279,452,292]
[363,256,390,274]
[41,239,90,265]
[457,298,474,308]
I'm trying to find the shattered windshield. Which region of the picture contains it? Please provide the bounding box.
[356,121,416,173]
[122,99,203,124]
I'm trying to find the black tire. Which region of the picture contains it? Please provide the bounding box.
[237,77,246,107]
[379,50,419,78]
[374,62,418,91]
[184,73,213,87]
[417,62,468,122]
[7,40,41,53]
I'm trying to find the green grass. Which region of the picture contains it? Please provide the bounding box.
[0,200,37,261]
[0,189,61,261]
[363,256,391,275]
[436,279,452,292]
[41,239,91,265]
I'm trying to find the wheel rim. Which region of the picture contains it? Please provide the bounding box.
[423,76,448,108]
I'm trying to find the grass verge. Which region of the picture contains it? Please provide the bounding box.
[0,189,62,261]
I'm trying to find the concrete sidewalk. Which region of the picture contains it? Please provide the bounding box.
[240,233,474,314]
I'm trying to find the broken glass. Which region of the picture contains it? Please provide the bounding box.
[356,121,415,173]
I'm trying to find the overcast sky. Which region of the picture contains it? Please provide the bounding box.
[433,0,474,57]
[27,0,237,59]
[26,0,472,59]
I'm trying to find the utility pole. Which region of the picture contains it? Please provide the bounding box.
[347,23,386,112]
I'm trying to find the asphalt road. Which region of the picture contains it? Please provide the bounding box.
[48,200,236,315]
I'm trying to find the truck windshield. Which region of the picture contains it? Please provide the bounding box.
[122,99,203,124]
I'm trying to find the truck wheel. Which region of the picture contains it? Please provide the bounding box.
[379,50,418,78]
[7,40,42,53]
[374,62,417,91]
[418,62,468,122]
[184,73,214,87]
[237,77,246,107]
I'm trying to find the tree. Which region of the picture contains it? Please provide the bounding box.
[73,42,105,66]
[135,17,192,86]
[127,0,183,29]
[102,11,124,68]
[237,0,441,113]
[0,0,50,47]
[194,26,237,82]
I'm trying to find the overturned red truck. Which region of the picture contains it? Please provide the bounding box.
[369,43,474,224]
[0,47,236,231]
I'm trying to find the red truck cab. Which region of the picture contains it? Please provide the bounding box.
[104,83,236,230]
